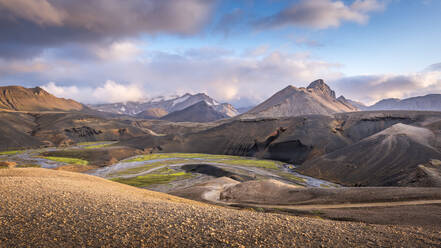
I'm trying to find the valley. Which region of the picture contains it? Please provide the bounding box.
[1,82,441,247]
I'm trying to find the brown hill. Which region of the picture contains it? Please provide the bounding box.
[0,86,84,112]
[136,107,168,119]
[0,168,439,247]
[161,101,229,123]
[244,79,358,118]
[298,123,441,187]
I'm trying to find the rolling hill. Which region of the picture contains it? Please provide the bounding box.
[298,123,441,187]
[0,86,84,112]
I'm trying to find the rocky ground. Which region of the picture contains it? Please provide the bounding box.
[0,168,440,247]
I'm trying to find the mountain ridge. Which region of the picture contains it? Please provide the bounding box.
[0,86,84,112]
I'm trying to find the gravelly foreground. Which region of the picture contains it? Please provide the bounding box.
[0,168,440,247]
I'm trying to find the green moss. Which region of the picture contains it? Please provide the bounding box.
[84,143,113,149]
[0,150,23,155]
[111,172,192,187]
[77,141,103,146]
[125,153,241,162]
[111,159,193,176]
[210,159,281,170]
[278,172,306,183]
[40,156,89,165]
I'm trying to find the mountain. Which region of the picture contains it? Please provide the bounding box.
[91,93,239,118]
[244,79,358,118]
[368,94,441,111]
[337,96,367,110]
[0,86,84,112]
[136,108,168,119]
[161,101,229,123]
[237,106,254,114]
[298,123,441,187]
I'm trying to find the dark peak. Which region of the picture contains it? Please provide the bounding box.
[31,86,48,96]
[307,79,335,98]
[337,95,347,101]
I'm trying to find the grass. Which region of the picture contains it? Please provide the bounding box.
[111,172,192,187]
[110,159,193,176]
[278,172,306,183]
[77,141,104,146]
[208,159,281,170]
[84,143,113,149]
[0,150,23,156]
[40,156,89,165]
[125,153,241,162]
[125,153,281,170]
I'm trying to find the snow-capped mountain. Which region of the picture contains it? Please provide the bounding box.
[89,93,239,119]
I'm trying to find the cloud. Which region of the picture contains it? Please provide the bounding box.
[0,0,216,59]
[94,41,142,61]
[8,47,341,106]
[256,0,386,29]
[332,68,441,105]
[42,81,146,104]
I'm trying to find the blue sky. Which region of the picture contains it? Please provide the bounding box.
[0,0,440,106]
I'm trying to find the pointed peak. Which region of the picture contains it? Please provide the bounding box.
[307,79,335,98]
[307,79,326,89]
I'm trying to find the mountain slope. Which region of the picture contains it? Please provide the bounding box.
[91,93,239,117]
[245,79,358,118]
[298,123,441,187]
[161,101,229,122]
[369,94,441,111]
[337,96,367,110]
[0,86,84,112]
[136,108,168,119]
[1,168,436,247]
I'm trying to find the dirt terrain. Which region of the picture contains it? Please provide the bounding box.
[1,168,440,247]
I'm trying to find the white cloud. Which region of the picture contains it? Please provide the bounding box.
[42,80,146,104]
[257,0,386,29]
[94,41,142,61]
[332,70,441,105]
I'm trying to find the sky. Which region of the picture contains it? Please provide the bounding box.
[0,0,440,107]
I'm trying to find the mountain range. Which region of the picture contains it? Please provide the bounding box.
[367,94,441,111]
[4,81,441,123]
[90,93,239,120]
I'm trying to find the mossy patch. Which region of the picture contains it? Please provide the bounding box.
[125,153,242,162]
[111,172,192,187]
[278,172,306,183]
[40,156,89,165]
[0,150,23,156]
[208,159,281,170]
[84,143,113,149]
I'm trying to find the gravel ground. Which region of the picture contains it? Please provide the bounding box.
[0,168,440,247]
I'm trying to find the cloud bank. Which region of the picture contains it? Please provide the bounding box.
[256,0,385,29]
[0,0,216,58]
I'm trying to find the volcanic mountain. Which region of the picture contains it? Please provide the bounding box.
[244,79,358,118]
[136,108,169,119]
[161,101,229,122]
[0,86,84,112]
[298,123,441,187]
[368,94,441,111]
[91,93,239,118]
